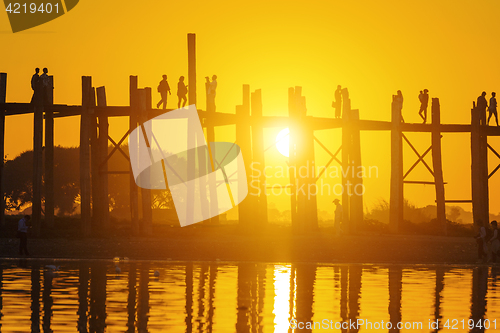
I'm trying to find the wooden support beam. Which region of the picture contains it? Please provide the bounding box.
[251,89,268,225]
[96,86,109,230]
[205,70,219,225]
[90,87,100,233]
[188,33,197,106]
[0,73,6,228]
[80,76,92,237]
[349,109,363,234]
[236,85,253,229]
[288,87,298,232]
[390,94,403,234]
[471,101,489,227]
[32,76,44,237]
[341,88,351,234]
[431,98,447,235]
[129,76,139,234]
[44,76,55,229]
[139,88,152,236]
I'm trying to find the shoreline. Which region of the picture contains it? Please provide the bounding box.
[0,225,485,264]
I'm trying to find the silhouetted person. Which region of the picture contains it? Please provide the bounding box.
[489,220,499,263]
[395,90,404,123]
[477,91,488,125]
[39,68,50,105]
[177,76,188,109]
[207,75,217,112]
[30,68,40,104]
[18,215,30,255]
[488,92,498,126]
[156,75,171,109]
[474,219,488,262]
[333,198,343,236]
[418,89,429,123]
[333,85,342,118]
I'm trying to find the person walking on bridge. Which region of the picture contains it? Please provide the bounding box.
[477,91,488,125]
[418,89,429,124]
[488,92,498,126]
[156,75,171,109]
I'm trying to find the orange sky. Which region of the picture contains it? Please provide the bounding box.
[2,0,500,215]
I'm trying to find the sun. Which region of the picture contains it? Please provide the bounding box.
[276,128,289,157]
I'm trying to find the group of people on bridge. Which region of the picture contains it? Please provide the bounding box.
[477,91,498,126]
[156,74,218,111]
[30,67,52,105]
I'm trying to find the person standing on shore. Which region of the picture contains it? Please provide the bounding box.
[475,219,488,262]
[333,199,343,236]
[18,215,30,256]
[489,220,499,263]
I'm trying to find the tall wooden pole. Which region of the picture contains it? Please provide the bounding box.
[0,73,6,228]
[390,95,403,234]
[188,33,197,106]
[341,88,351,234]
[90,87,100,232]
[129,76,139,234]
[139,88,153,236]
[80,76,92,237]
[350,109,363,234]
[471,101,489,227]
[251,89,268,225]
[96,86,109,230]
[236,85,253,228]
[288,87,298,232]
[431,98,447,235]
[33,77,44,236]
[44,76,54,229]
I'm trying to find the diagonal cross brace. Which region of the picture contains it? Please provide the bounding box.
[402,133,434,179]
[488,144,500,179]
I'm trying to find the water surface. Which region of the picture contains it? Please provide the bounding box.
[0,260,498,332]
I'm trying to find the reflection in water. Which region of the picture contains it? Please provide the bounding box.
[388,267,402,333]
[0,261,499,332]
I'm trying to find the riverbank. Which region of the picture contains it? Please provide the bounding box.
[0,224,481,264]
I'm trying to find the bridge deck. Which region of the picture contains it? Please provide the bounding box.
[2,102,499,135]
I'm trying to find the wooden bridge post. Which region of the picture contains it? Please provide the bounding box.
[251,89,268,225]
[236,84,253,228]
[44,77,54,229]
[390,95,403,234]
[302,104,318,230]
[188,33,196,106]
[90,87,99,232]
[431,98,447,235]
[80,76,92,237]
[471,101,489,226]
[350,109,363,234]
[139,88,153,236]
[129,76,140,235]
[96,86,109,230]
[341,88,351,234]
[288,88,298,232]
[0,73,6,228]
[32,76,45,236]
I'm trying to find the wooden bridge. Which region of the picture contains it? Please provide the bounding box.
[0,33,497,236]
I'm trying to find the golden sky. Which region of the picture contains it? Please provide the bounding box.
[2,0,500,214]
